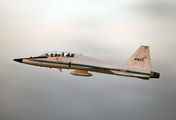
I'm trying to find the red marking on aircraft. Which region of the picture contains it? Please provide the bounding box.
[134,55,148,65]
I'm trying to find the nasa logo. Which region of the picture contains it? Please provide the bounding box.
[134,58,144,61]
[134,55,148,62]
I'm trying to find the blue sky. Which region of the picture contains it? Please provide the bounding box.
[0,0,176,120]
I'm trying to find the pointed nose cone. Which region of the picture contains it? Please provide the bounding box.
[13,58,23,63]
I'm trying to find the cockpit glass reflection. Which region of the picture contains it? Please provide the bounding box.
[38,52,75,58]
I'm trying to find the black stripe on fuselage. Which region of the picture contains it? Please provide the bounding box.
[29,59,150,76]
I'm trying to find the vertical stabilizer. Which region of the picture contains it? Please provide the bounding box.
[123,45,152,71]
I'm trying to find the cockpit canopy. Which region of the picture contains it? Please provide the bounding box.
[38,51,75,58]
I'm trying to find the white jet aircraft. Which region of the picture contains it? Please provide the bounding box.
[14,45,160,80]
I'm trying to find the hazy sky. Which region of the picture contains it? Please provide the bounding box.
[1,0,176,120]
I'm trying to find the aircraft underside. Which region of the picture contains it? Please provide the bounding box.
[20,59,156,80]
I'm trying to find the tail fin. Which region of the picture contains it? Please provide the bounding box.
[123,45,152,71]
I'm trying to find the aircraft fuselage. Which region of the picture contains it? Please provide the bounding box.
[14,46,160,79]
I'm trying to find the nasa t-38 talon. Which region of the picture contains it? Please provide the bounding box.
[13,45,160,80]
